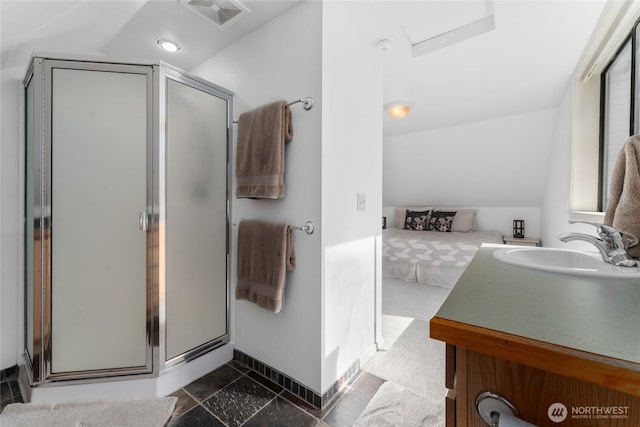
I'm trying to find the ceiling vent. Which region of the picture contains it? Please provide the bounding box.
[180,0,249,29]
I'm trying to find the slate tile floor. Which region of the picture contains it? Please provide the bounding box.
[0,366,23,412]
[167,360,385,427]
[0,361,383,426]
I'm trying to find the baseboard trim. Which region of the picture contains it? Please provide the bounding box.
[232,349,359,410]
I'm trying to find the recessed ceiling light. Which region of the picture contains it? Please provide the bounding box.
[156,38,182,53]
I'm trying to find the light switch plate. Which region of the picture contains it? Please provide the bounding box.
[357,193,366,211]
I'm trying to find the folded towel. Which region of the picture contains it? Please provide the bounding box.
[236,100,293,199]
[604,135,640,258]
[236,220,295,313]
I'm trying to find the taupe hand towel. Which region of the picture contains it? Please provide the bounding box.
[236,220,295,313]
[236,100,293,199]
[604,135,640,258]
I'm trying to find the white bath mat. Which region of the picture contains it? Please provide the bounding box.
[354,381,444,427]
[0,396,177,427]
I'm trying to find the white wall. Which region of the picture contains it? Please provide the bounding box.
[320,1,382,392]
[1,67,24,370]
[383,109,557,209]
[194,1,383,394]
[540,81,600,252]
[540,83,574,248]
[193,1,324,392]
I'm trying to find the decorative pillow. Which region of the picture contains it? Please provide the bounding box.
[451,210,476,232]
[404,210,430,231]
[395,208,406,229]
[395,207,430,228]
[434,207,479,231]
[428,211,456,232]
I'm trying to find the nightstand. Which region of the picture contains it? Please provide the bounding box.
[503,237,541,247]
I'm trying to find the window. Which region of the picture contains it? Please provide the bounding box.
[570,2,640,219]
[600,37,632,210]
[600,20,640,211]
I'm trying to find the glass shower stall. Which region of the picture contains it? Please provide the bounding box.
[23,55,231,385]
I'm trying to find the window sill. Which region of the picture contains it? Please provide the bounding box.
[569,211,605,223]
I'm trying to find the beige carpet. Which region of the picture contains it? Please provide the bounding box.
[0,397,177,427]
[354,381,444,427]
[363,278,451,402]
[363,316,447,402]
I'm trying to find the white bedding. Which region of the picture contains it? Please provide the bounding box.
[382,228,503,287]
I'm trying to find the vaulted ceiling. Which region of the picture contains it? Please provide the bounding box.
[0,1,607,136]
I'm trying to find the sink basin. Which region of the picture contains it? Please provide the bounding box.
[493,247,640,278]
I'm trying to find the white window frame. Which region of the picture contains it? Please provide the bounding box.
[570,1,640,222]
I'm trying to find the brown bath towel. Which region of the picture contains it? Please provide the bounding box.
[236,100,293,199]
[236,220,295,313]
[604,135,640,258]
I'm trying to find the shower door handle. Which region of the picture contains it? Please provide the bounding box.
[139,211,149,231]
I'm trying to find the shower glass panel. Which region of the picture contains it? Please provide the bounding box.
[25,76,35,367]
[165,75,229,363]
[24,55,231,386]
[50,67,149,373]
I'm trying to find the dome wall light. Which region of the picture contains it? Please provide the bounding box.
[384,101,414,119]
[156,38,182,53]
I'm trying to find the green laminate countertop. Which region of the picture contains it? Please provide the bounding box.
[434,243,640,365]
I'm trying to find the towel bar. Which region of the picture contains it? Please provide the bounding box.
[290,221,315,234]
[233,220,315,235]
[288,97,314,110]
[233,97,314,123]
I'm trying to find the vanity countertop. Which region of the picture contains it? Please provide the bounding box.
[430,243,640,397]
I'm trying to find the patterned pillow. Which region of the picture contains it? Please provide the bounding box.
[428,211,456,232]
[395,207,430,228]
[404,210,430,231]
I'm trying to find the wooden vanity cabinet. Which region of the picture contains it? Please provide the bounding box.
[433,322,640,427]
[431,246,640,427]
[443,344,640,427]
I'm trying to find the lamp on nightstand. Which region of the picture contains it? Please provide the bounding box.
[513,220,525,238]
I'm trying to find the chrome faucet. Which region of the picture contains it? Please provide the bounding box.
[557,221,638,267]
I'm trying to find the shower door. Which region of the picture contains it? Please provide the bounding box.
[25,58,154,382]
[162,68,230,367]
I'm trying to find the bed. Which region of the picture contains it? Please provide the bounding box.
[382,208,503,287]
